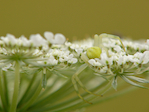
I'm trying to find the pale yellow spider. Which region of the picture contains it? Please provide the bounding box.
[72,33,126,104]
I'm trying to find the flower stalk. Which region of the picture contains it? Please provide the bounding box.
[9,61,20,112]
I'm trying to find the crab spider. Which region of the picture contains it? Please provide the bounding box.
[72,33,126,104]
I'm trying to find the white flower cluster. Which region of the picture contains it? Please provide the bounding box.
[46,49,77,64]
[0,31,66,47]
[1,32,149,80]
[71,37,149,73]
[0,32,78,70]
[123,39,149,51]
[70,36,149,90]
[88,50,149,71]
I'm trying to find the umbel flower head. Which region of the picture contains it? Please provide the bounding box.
[0,32,77,67]
[0,32,149,112]
[69,33,149,104]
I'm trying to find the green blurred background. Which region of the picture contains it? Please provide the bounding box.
[0,1,149,112]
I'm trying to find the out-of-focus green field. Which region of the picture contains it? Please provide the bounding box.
[0,1,149,112]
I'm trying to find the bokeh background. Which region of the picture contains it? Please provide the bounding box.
[0,1,149,112]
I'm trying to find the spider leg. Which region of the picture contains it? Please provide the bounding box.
[93,34,102,47]
[100,44,109,56]
[99,80,112,96]
[72,75,92,104]
[72,63,93,104]
[99,33,126,52]
[74,74,101,96]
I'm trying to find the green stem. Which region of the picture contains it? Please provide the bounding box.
[29,76,111,112]
[17,69,41,107]
[54,86,136,112]
[0,69,7,112]
[18,79,42,112]
[42,67,47,89]
[9,61,20,112]
[3,71,9,111]
[3,71,9,107]
[77,86,137,110]
[37,76,59,101]
[29,79,73,110]
[27,75,92,112]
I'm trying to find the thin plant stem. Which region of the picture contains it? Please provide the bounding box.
[28,71,95,111]
[52,86,136,112]
[18,76,42,112]
[17,69,41,107]
[0,69,8,112]
[3,71,9,111]
[9,61,20,112]
[28,76,112,112]
[76,86,138,110]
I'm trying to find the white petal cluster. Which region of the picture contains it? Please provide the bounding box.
[87,50,149,72]
[70,36,149,76]
[1,32,149,76]
[37,56,58,65]
[44,31,66,45]
[0,31,66,48]
[48,49,78,64]
[19,35,31,47]
[65,42,89,56]
[0,32,79,69]
[1,34,18,46]
[30,34,47,47]
[123,40,149,51]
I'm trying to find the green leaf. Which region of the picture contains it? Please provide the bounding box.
[120,75,147,89]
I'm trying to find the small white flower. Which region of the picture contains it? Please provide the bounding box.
[1,34,17,45]
[48,56,58,65]
[88,59,96,66]
[1,36,9,44]
[88,59,102,66]
[126,55,135,62]
[133,52,143,63]
[59,57,66,62]
[44,31,66,44]
[100,66,108,73]
[37,56,58,65]
[99,52,113,66]
[111,55,118,62]
[114,46,122,53]
[141,51,149,64]
[52,49,61,56]
[19,35,31,47]
[70,44,80,49]
[117,55,129,65]
[68,58,78,64]
[0,40,4,46]
[146,39,149,45]
[67,54,74,59]
[75,48,83,55]
[65,42,72,47]
[30,34,47,47]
